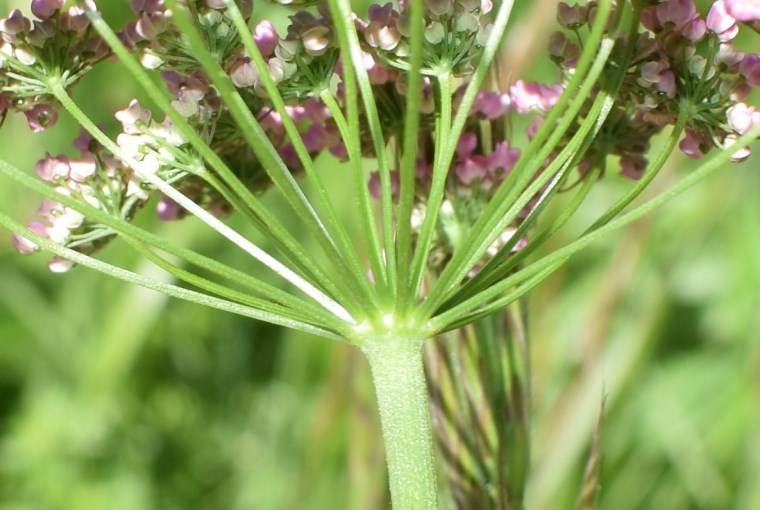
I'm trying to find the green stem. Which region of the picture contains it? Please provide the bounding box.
[328,0,397,298]
[362,337,438,510]
[0,211,343,341]
[49,81,354,324]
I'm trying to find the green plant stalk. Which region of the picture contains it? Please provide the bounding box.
[407,0,518,302]
[361,336,438,510]
[418,0,615,314]
[224,0,381,313]
[165,0,373,318]
[329,0,398,297]
[324,0,388,292]
[396,0,426,311]
[49,81,355,324]
[81,5,342,299]
[431,120,760,332]
[0,211,342,341]
[407,70,452,303]
[0,158,343,330]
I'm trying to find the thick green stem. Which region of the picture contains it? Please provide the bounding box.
[362,337,438,510]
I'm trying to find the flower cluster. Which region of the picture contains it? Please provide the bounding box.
[549,0,760,180]
[0,0,108,131]
[359,0,494,76]
[123,0,252,72]
[4,0,760,275]
[12,130,145,272]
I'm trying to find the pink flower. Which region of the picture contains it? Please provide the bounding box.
[24,103,58,132]
[368,171,400,199]
[707,1,739,41]
[638,61,677,98]
[365,3,401,51]
[679,129,707,158]
[725,0,760,21]
[656,0,698,29]
[682,17,707,40]
[456,132,478,159]
[31,0,65,19]
[115,99,152,133]
[472,91,510,119]
[620,155,647,180]
[0,9,31,35]
[254,20,279,56]
[12,222,48,254]
[740,53,760,86]
[509,80,563,114]
[157,195,182,221]
[455,155,489,184]
[557,2,587,29]
[229,57,257,88]
[726,102,760,134]
[486,141,520,178]
[35,154,70,181]
[48,256,74,273]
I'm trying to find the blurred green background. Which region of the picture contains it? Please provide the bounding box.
[0,1,759,509]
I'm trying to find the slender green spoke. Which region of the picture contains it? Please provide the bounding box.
[437,261,560,333]
[318,90,384,309]
[430,121,760,332]
[456,160,601,306]
[329,0,397,300]
[50,83,355,323]
[419,68,615,320]
[437,0,517,175]
[325,0,388,294]
[82,6,354,313]
[165,0,372,317]
[447,155,595,309]
[223,0,380,313]
[444,5,644,310]
[125,238,344,334]
[416,0,614,320]
[0,157,345,329]
[586,111,688,232]
[395,0,425,312]
[408,72,453,302]
[0,212,344,341]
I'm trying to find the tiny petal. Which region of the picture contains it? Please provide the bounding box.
[707,1,737,34]
[0,10,32,35]
[12,221,48,254]
[35,154,70,181]
[727,102,760,134]
[620,156,647,180]
[679,129,707,158]
[724,133,752,161]
[725,0,760,21]
[157,195,182,221]
[115,99,152,132]
[32,0,66,19]
[24,104,58,132]
[48,256,74,273]
[456,132,478,159]
[254,20,279,56]
[740,53,760,86]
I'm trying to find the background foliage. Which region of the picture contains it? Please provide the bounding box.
[0,0,758,509]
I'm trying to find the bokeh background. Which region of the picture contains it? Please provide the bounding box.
[0,1,758,509]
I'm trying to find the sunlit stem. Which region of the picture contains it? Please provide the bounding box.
[362,336,438,510]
